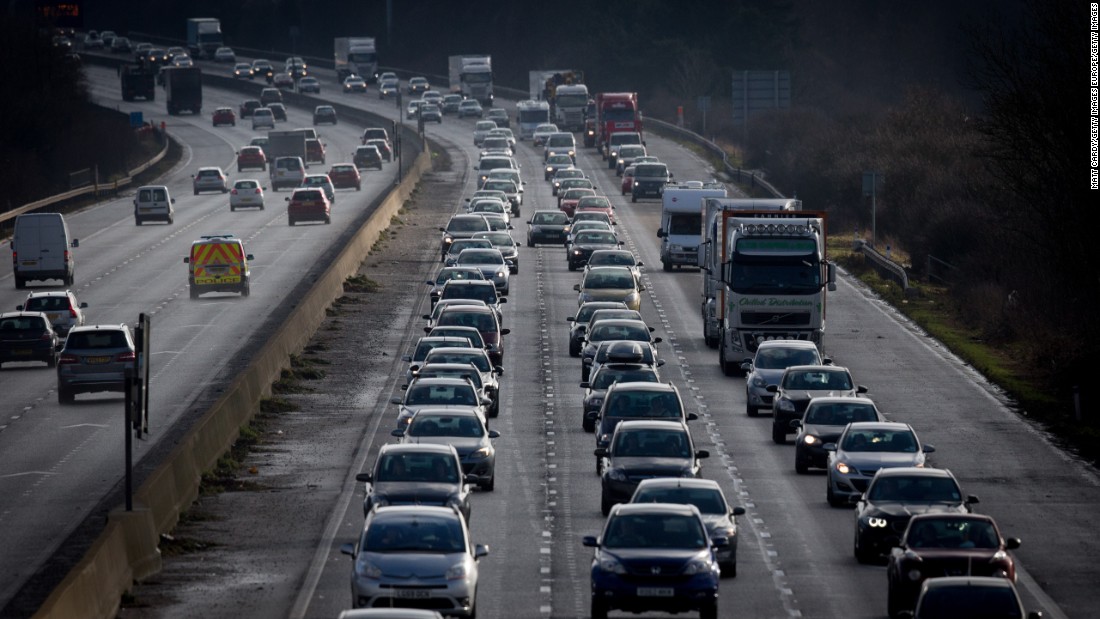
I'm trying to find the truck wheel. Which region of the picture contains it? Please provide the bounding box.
[190,286,199,300]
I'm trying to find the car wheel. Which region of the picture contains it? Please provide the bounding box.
[590,598,608,619]
[699,600,719,619]
[288,218,295,226]
[135,218,142,226]
[826,482,844,507]
[481,474,495,491]
[238,167,242,172]
[47,353,57,369]
[527,238,534,248]
[887,585,902,619]
[632,194,638,203]
[722,559,737,578]
[230,205,236,212]
[582,416,595,433]
[190,286,199,299]
[795,458,809,474]
[14,276,25,289]
[772,423,787,444]
[167,216,173,224]
[58,387,74,404]
[194,190,198,196]
[854,532,874,564]
[600,490,613,516]
[746,401,757,417]
[662,260,672,272]
[567,262,576,272]
[242,283,250,297]
[325,216,331,224]
[356,184,361,191]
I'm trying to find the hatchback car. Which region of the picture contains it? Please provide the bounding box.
[356,443,472,520]
[472,120,497,146]
[0,312,59,368]
[532,123,559,146]
[574,266,643,311]
[825,421,936,506]
[909,577,1041,619]
[393,407,501,490]
[236,146,267,172]
[239,99,262,118]
[544,154,575,180]
[407,76,430,94]
[592,382,689,469]
[341,505,488,615]
[343,75,367,93]
[232,63,254,79]
[422,347,502,414]
[437,279,507,326]
[458,100,484,118]
[441,94,464,114]
[267,102,288,122]
[791,397,885,473]
[887,514,1021,617]
[629,477,746,577]
[471,232,519,274]
[453,249,510,295]
[406,100,425,120]
[631,162,673,202]
[584,503,723,619]
[526,209,570,247]
[272,73,295,90]
[312,105,337,125]
[442,239,493,268]
[597,420,708,515]
[433,304,510,367]
[552,168,587,196]
[251,107,275,130]
[301,174,335,203]
[420,103,443,124]
[229,179,265,211]
[56,324,135,403]
[615,144,648,175]
[568,229,623,271]
[286,187,331,225]
[566,301,629,357]
[440,215,492,261]
[298,76,321,93]
[768,364,867,443]
[305,139,326,165]
[402,336,479,384]
[425,267,486,308]
[353,145,383,170]
[212,107,235,127]
[364,138,392,162]
[328,164,361,190]
[378,78,399,99]
[16,291,87,336]
[259,87,283,106]
[192,167,229,195]
[390,376,490,429]
[485,107,509,128]
[580,362,660,432]
[741,340,828,414]
[853,467,978,564]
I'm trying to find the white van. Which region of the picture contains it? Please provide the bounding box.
[134,185,175,225]
[11,213,78,288]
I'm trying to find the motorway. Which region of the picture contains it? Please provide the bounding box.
[5,55,1100,618]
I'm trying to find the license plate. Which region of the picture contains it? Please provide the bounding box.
[14,349,33,356]
[637,587,674,597]
[86,356,112,364]
[21,260,38,266]
[46,313,60,321]
[393,589,430,599]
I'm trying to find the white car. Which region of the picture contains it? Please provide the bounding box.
[532,123,559,146]
[343,75,367,93]
[251,108,275,130]
[473,120,497,146]
[229,179,265,211]
[213,46,236,62]
[378,78,399,99]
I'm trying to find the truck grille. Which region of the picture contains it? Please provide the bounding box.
[741,312,811,326]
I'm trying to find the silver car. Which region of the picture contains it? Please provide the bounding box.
[454,248,510,295]
[191,167,229,195]
[472,120,497,146]
[472,231,519,274]
[356,443,471,520]
[824,421,936,507]
[394,407,501,490]
[402,336,478,384]
[422,347,502,417]
[740,340,827,416]
[389,376,491,430]
[56,324,135,404]
[341,505,488,616]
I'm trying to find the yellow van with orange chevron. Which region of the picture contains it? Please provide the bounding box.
[183,235,253,299]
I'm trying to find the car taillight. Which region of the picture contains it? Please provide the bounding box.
[63,250,71,264]
[116,351,136,362]
[40,332,53,341]
[231,189,238,194]
[11,250,16,264]
[255,188,261,194]
[58,354,79,365]
[69,307,78,318]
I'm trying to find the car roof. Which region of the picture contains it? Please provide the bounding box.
[590,319,649,329]
[406,406,482,419]
[873,467,954,479]
[438,303,494,315]
[370,504,460,520]
[919,576,1018,590]
[843,421,911,432]
[756,340,820,351]
[610,501,700,518]
[69,324,127,334]
[407,376,475,388]
[377,442,457,456]
[906,512,995,525]
[634,477,723,493]
[783,364,849,373]
[608,381,676,394]
[808,396,877,407]
[616,419,689,432]
[22,291,73,298]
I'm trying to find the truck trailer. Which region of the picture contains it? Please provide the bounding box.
[186,18,223,59]
[120,63,156,102]
[449,55,493,106]
[334,37,378,83]
[163,66,201,115]
[656,182,728,271]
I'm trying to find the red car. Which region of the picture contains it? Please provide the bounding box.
[558,188,596,218]
[236,146,267,172]
[886,513,1020,617]
[575,195,616,225]
[212,107,236,127]
[305,139,326,165]
[621,166,636,195]
[327,164,361,191]
[286,187,331,226]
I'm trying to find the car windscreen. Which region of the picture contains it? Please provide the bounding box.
[841,428,917,453]
[457,250,503,265]
[605,391,680,418]
[754,347,820,370]
[583,271,635,289]
[441,285,497,304]
[632,487,726,515]
[532,212,568,225]
[412,340,469,362]
[407,414,484,438]
[447,218,490,233]
[867,476,961,502]
[404,383,478,406]
[425,351,491,372]
[573,231,617,245]
[785,370,853,391]
[363,516,465,553]
[602,513,707,549]
[591,368,657,389]
[376,452,460,483]
[437,311,497,333]
[805,402,879,425]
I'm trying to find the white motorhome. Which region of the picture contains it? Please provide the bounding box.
[11,213,79,288]
[516,100,551,140]
[655,181,727,271]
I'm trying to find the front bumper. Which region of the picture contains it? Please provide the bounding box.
[592,573,718,614]
[351,579,475,616]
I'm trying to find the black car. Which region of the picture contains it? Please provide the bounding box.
[908,577,1041,619]
[791,396,885,473]
[630,162,673,202]
[768,364,868,444]
[356,443,472,521]
[527,210,571,247]
[853,467,979,564]
[352,145,383,170]
[596,420,709,514]
[312,105,337,125]
[566,301,628,357]
[0,312,59,368]
[592,382,693,473]
[581,362,660,432]
[568,229,623,271]
[580,319,661,382]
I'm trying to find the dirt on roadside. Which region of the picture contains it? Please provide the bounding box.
[117,144,465,618]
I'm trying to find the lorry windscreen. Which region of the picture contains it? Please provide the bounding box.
[603,109,635,122]
[730,251,821,295]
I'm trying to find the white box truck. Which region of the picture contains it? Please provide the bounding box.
[449,55,493,106]
[334,37,378,83]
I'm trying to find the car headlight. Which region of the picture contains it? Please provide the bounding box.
[907,568,922,581]
[750,376,767,388]
[777,399,796,413]
[682,558,712,575]
[469,447,493,460]
[610,150,618,158]
[835,461,852,475]
[495,271,505,279]
[617,158,624,165]
[598,434,610,445]
[803,434,819,445]
[865,517,888,528]
[546,166,553,173]
[446,562,468,580]
[598,556,626,574]
[572,249,582,256]
[607,468,627,481]
[359,562,383,579]
[668,244,683,252]
[443,236,454,244]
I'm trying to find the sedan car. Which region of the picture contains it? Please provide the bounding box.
[298,76,321,93]
[56,324,135,403]
[532,123,559,146]
[580,362,660,432]
[353,145,384,170]
[313,105,337,125]
[454,249,510,295]
[792,397,885,473]
[432,304,510,367]
[568,229,623,271]
[212,107,236,127]
[908,576,1041,619]
[213,46,236,62]
[886,513,1021,617]
[526,209,570,247]
[232,63,254,79]
[591,381,687,467]
[768,364,867,443]
[266,102,288,122]
[544,154,575,181]
[390,376,490,429]
[192,167,228,195]
[621,165,636,195]
[485,107,509,128]
[853,467,978,564]
[741,340,828,414]
[437,279,506,327]
[584,503,723,619]
[406,76,430,94]
[472,120,497,145]
[458,100,484,118]
[422,347,502,415]
[630,477,746,577]
[239,99,262,117]
[552,168,587,196]
[0,312,59,368]
[566,301,628,357]
[425,267,486,307]
[393,407,501,490]
[402,336,478,384]
[229,179,265,211]
[364,138,392,162]
[631,162,673,202]
[378,78,399,99]
[343,75,367,93]
[825,421,936,506]
[440,215,492,260]
[16,290,87,336]
[574,266,643,311]
[615,144,648,175]
[340,505,488,616]
[420,103,443,124]
[597,420,708,515]
[328,164,361,191]
[586,249,643,283]
[575,195,616,224]
[559,188,597,218]
[472,232,519,274]
[356,443,471,520]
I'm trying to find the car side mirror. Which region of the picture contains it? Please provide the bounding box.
[15,305,23,310]
[183,257,190,264]
[1006,537,1021,550]
[582,535,599,548]
[657,359,666,367]
[966,495,980,505]
[340,542,356,557]
[789,420,802,428]
[488,430,501,439]
[765,385,779,393]
[573,284,581,291]
[652,337,663,344]
[474,544,490,559]
[498,297,507,304]
[390,397,401,404]
[695,450,710,459]
[389,428,405,437]
[355,472,372,483]
[171,198,176,204]
[285,197,290,202]
[823,443,837,452]
[500,328,510,335]
[856,385,868,394]
[822,356,833,365]
[740,362,752,372]
[593,447,608,457]
[922,444,936,454]
[580,382,590,389]
[656,229,665,238]
[687,413,699,421]
[71,239,79,248]
[422,314,432,321]
[494,366,504,375]
[731,507,746,516]
[246,254,254,261]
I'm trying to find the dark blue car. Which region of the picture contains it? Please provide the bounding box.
[583,503,724,619]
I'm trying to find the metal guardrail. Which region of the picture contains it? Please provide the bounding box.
[852,239,909,290]
[0,132,170,226]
